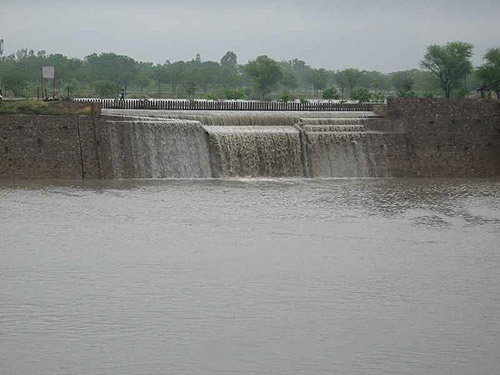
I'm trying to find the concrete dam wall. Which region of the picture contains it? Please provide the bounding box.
[0,99,499,179]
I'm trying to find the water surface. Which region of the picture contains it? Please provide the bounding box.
[1,179,499,375]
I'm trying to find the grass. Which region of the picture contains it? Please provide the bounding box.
[0,100,93,116]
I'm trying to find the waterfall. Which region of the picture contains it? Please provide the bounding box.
[205,126,303,177]
[105,119,211,178]
[301,118,394,177]
[100,111,403,179]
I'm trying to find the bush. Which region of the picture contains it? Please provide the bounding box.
[454,88,469,98]
[280,92,291,103]
[397,90,417,98]
[206,93,219,101]
[350,87,372,103]
[224,88,245,100]
[371,92,386,102]
[322,87,340,100]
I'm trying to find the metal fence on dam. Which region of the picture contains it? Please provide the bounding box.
[74,98,374,112]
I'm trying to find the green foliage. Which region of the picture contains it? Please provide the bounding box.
[336,68,363,93]
[421,41,474,98]
[281,59,311,91]
[477,47,500,91]
[1,62,29,96]
[220,51,238,68]
[397,90,417,98]
[350,87,372,103]
[279,92,292,103]
[86,53,138,91]
[280,68,298,92]
[0,38,496,100]
[299,98,309,104]
[363,71,390,92]
[244,56,283,99]
[453,88,469,98]
[224,88,245,100]
[371,92,386,102]
[206,93,219,100]
[182,79,197,98]
[94,80,118,98]
[391,70,414,96]
[322,87,340,100]
[308,68,329,94]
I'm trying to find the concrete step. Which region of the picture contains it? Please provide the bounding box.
[302,125,366,133]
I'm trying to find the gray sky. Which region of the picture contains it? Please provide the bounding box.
[1,0,499,72]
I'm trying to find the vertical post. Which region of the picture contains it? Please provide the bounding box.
[41,70,44,100]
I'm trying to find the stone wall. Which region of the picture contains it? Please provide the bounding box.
[0,115,100,179]
[388,98,500,177]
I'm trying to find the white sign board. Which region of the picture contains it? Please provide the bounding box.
[42,66,55,79]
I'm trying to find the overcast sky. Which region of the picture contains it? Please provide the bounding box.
[1,0,499,72]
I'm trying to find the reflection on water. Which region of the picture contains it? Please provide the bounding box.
[1,179,499,375]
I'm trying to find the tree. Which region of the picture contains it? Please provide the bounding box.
[391,70,415,96]
[350,87,372,103]
[421,42,473,98]
[477,47,500,93]
[280,92,291,102]
[336,68,362,94]
[94,80,118,98]
[280,68,298,93]
[180,66,200,98]
[308,68,329,95]
[85,53,138,93]
[322,87,340,100]
[157,61,186,94]
[198,61,221,92]
[287,59,312,91]
[244,56,283,99]
[135,62,153,94]
[0,39,4,57]
[220,51,237,69]
[363,71,390,92]
[1,61,28,96]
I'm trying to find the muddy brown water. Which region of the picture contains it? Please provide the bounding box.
[1,178,499,375]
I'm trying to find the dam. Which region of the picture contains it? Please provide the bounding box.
[0,98,499,179]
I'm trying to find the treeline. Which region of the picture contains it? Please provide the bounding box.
[0,39,498,101]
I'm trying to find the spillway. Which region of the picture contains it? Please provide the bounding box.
[104,119,211,178]
[100,111,404,179]
[206,126,303,177]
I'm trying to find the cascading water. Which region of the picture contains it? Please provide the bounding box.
[101,111,403,178]
[106,110,378,126]
[300,117,395,177]
[205,126,303,177]
[105,119,211,178]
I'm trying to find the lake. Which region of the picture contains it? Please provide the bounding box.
[1,178,499,375]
